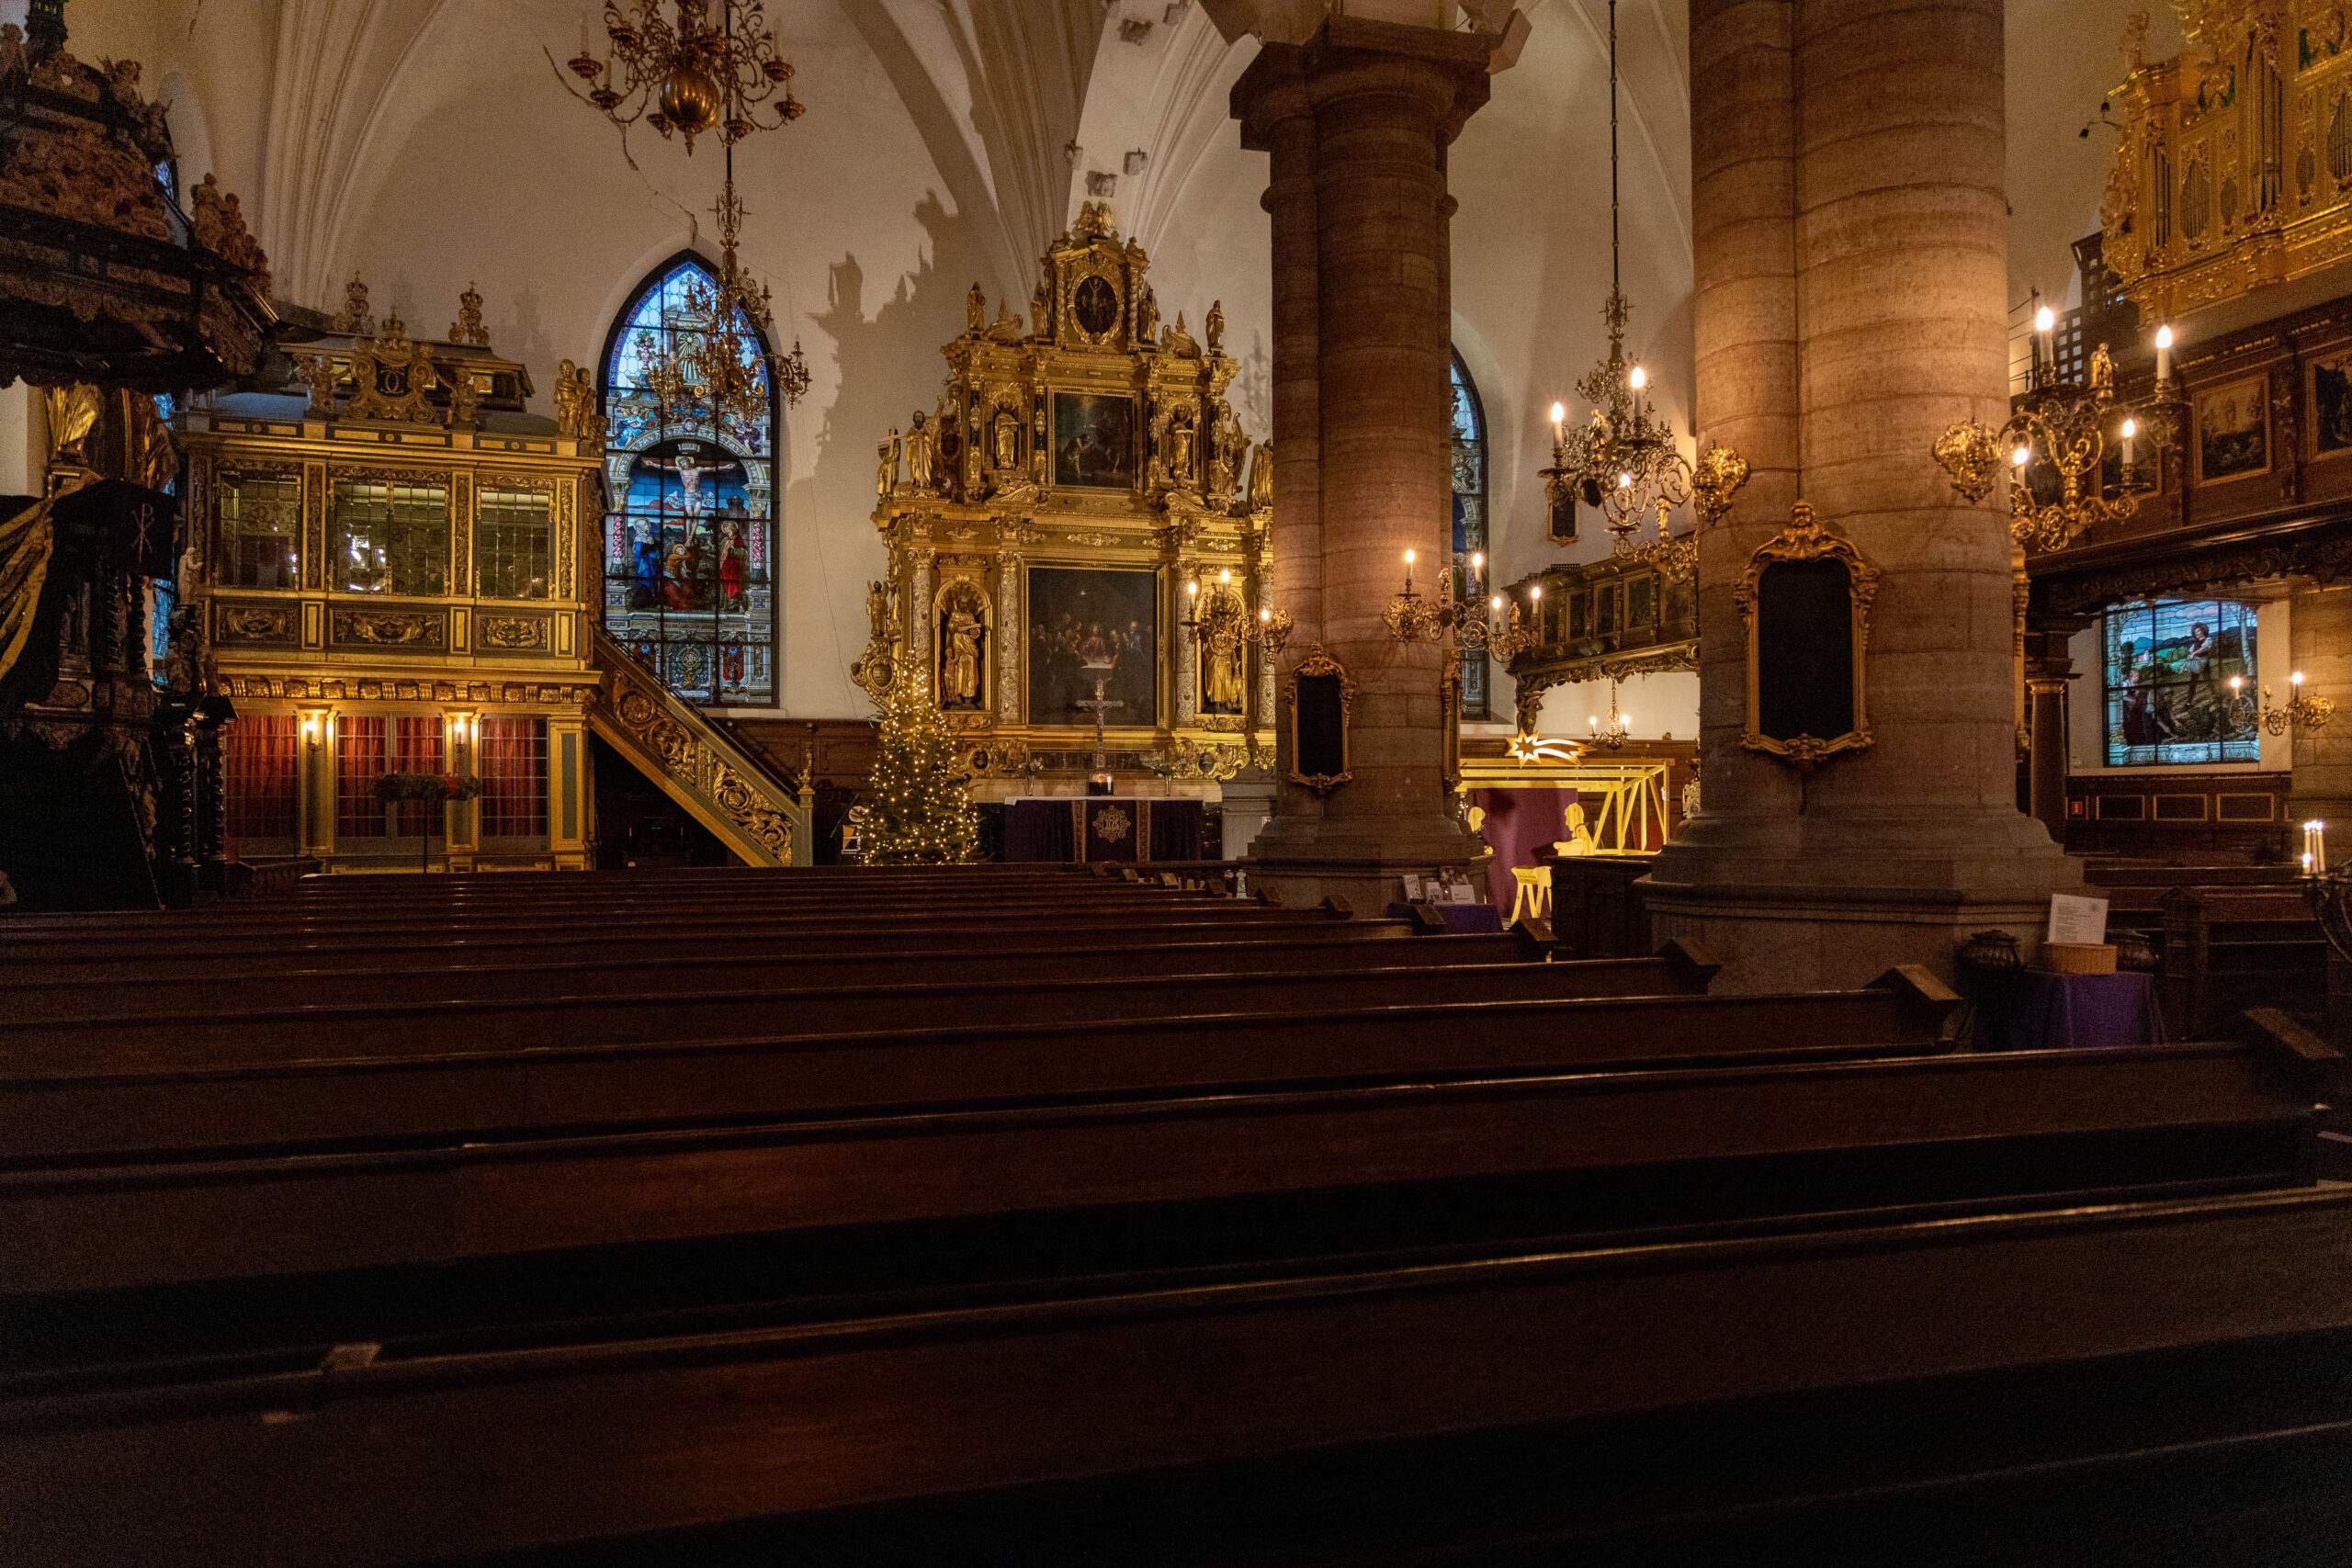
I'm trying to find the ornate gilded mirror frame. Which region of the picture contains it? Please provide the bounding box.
[1284,642,1354,795]
[1735,501,1878,772]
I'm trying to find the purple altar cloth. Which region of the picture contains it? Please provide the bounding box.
[1978,968,2165,1050]
[1384,901,1506,934]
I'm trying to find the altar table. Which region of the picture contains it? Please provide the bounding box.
[1003,797,1204,863]
[1973,968,2165,1051]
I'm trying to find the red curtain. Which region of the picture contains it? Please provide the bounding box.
[479,716,548,838]
[223,715,298,852]
[336,716,386,839]
[390,716,446,836]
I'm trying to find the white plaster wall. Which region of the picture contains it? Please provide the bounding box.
[2064,600,2294,775]
[1533,668,1700,743]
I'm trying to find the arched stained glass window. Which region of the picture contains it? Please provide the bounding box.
[1450,350,1489,718]
[600,254,777,706]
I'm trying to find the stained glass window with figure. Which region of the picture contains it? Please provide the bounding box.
[1450,352,1489,718]
[2101,598,2260,766]
[600,255,777,706]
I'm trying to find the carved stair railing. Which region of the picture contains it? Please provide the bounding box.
[586,626,811,867]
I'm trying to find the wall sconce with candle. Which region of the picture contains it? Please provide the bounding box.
[2261,671,2335,737]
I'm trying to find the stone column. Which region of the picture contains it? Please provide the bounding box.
[1231,17,1496,912]
[1646,0,2078,990]
[2290,585,2352,862]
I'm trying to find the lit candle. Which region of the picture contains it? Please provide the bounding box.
[2012,444,2031,469]
[1403,548,1415,592]
[2035,304,2055,376]
[1549,401,1566,447]
[1218,568,1231,583]
[1629,365,1646,391]
[2155,324,2173,383]
[1530,584,1542,602]
[2120,416,2136,469]
[1259,607,1272,623]
[1186,579,1198,599]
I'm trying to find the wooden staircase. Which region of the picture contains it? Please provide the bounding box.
[584,626,812,866]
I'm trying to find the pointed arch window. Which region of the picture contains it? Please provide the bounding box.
[599,254,778,706]
[1450,350,1489,718]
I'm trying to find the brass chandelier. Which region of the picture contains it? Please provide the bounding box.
[634,150,812,429]
[569,0,804,154]
[1539,0,1728,579]
[1934,308,2181,552]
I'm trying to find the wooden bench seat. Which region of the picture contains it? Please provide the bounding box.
[5,1174,2347,1568]
[0,1034,2320,1295]
[0,928,1576,1016]
[0,976,1951,1163]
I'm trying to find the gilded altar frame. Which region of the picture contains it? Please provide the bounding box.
[1736,502,1879,772]
[856,203,1273,794]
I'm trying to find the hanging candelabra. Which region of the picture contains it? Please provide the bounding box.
[1538,0,1724,581]
[1183,569,1293,659]
[1588,680,1631,750]
[567,0,804,154]
[1934,310,2185,552]
[1381,549,1537,660]
[2259,671,2335,737]
[632,149,811,429]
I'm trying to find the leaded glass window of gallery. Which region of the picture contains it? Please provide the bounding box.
[219,466,300,590]
[2101,599,2260,766]
[600,254,776,706]
[333,478,448,596]
[1450,351,1489,718]
[476,485,552,600]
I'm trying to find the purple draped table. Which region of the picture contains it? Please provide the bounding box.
[1002,797,1204,863]
[1973,968,2165,1051]
[1384,901,1507,934]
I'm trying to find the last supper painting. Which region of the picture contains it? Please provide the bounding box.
[1026,566,1157,728]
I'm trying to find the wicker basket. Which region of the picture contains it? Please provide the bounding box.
[2042,942,2118,976]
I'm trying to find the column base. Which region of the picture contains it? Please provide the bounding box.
[1243,809,1481,916]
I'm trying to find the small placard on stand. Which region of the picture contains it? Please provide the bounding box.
[2044,893,2116,974]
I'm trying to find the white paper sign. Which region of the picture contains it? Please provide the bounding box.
[1401,874,1427,902]
[2046,893,2109,947]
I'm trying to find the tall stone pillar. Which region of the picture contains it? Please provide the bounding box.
[1646,0,2079,990]
[1231,17,1496,912]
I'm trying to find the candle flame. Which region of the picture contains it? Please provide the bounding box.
[2121,418,2136,438]
[2156,324,2174,348]
[1629,365,1646,390]
[2035,305,2055,332]
[1548,400,1565,424]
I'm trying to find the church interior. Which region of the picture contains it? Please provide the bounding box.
[7,0,2352,1560]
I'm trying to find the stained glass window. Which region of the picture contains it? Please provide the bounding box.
[1450,351,1489,718]
[600,255,776,706]
[2101,599,2260,766]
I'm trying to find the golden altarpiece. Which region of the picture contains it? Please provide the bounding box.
[175,279,809,871]
[854,205,1273,797]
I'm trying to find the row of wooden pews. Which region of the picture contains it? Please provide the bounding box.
[2084,859,2334,1034]
[3,864,2350,1566]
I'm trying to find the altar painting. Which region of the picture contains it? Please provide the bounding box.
[1052,392,1137,489]
[2194,378,2269,484]
[1028,566,1158,727]
[2101,598,2258,766]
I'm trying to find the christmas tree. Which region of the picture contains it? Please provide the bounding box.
[858,673,981,865]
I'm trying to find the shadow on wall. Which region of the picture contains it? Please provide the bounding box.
[785,187,999,711]
[1234,329,1271,440]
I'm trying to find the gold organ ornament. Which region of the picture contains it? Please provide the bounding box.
[566,0,804,153]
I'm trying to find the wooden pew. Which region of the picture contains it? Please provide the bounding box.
[0,926,1578,1016]
[8,1179,2346,1568]
[0,968,1946,1164]
[0,1031,2312,1295]
[2160,886,2329,1035]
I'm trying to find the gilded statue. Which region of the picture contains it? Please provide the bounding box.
[1205,299,1224,354]
[967,281,987,335]
[450,282,489,347]
[877,428,901,497]
[553,357,585,436]
[905,410,935,492]
[1247,444,1273,512]
[865,578,899,641]
[571,364,608,444]
[1134,283,1159,345]
[1163,405,1198,489]
[943,601,984,705]
[1030,284,1050,338]
[2089,341,2114,397]
[43,383,103,470]
[1209,404,1247,497]
[992,409,1020,473]
[1203,604,1244,712]
[1160,311,1199,358]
